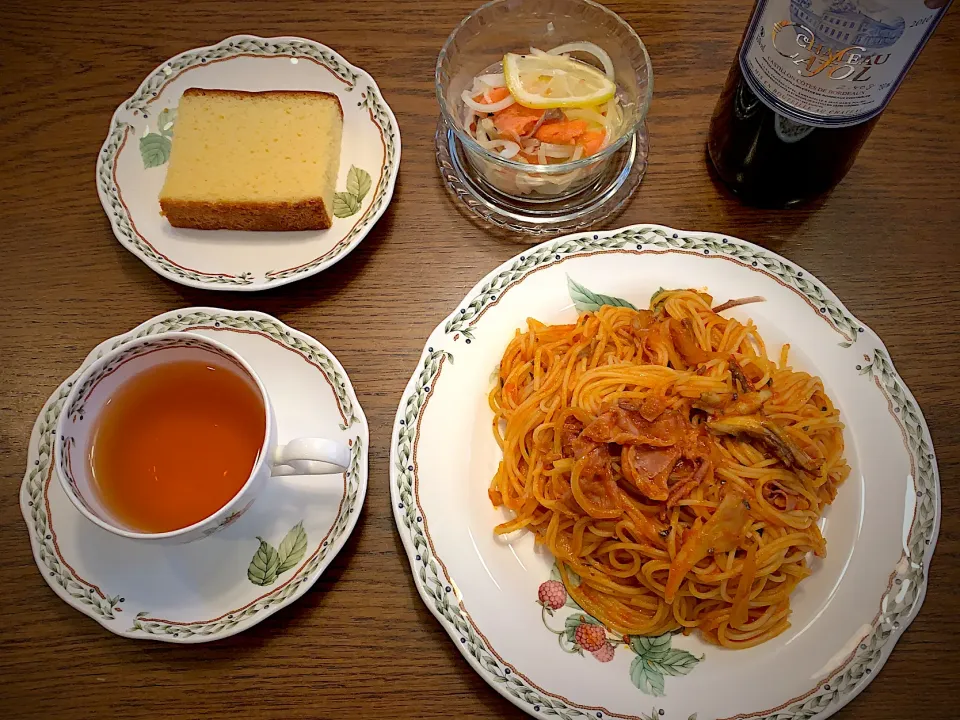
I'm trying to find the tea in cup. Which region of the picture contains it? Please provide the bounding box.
[56,333,350,544]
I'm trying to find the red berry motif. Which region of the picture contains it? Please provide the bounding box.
[591,642,616,663]
[538,580,566,610]
[574,621,607,652]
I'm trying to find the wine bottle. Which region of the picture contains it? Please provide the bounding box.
[707,0,952,207]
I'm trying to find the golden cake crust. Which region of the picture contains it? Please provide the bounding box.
[179,88,344,119]
[160,197,334,231]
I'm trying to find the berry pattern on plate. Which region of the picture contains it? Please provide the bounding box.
[537,562,703,697]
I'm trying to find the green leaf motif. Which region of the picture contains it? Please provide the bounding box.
[333,191,360,218]
[651,286,671,315]
[564,594,584,611]
[346,165,371,201]
[567,275,637,313]
[158,107,177,137]
[247,537,279,586]
[139,133,171,169]
[630,656,666,697]
[549,561,581,586]
[276,521,308,574]
[630,633,672,661]
[648,647,701,676]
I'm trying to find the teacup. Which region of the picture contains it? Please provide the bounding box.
[55,332,350,544]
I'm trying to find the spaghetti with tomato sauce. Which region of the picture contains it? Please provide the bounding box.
[487,289,849,648]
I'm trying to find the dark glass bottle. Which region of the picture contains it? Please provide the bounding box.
[707,0,951,208]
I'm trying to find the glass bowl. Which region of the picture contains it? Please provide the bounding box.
[436,0,653,202]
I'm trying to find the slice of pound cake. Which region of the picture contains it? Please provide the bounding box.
[159,88,344,231]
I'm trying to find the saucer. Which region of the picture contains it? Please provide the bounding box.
[20,308,368,642]
[96,35,401,291]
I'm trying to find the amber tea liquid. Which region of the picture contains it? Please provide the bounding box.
[89,359,265,533]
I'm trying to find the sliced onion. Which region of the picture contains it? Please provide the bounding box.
[477,73,505,88]
[466,78,486,99]
[515,171,534,193]
[547,41,615,79]
[530,47,547,57]
[537,143,547,164]
[479,117,495,134]
[601,99,622,146]
[487,139,520,159]
[547,166,583,188]
[461,88,515,113]
[606,99,624,128]
[564,107,606,128]
[462,107,476,132]
[473,134,520,159]
[540,142,576,159]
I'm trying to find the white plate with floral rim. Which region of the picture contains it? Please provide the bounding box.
[390,224,940,720]
[95,35,400,291]
[20,308,368,642]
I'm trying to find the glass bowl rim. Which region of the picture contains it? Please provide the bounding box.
[434,0,654,174]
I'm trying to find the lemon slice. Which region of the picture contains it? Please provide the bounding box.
[503,52,616,109]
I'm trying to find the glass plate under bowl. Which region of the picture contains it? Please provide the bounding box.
[436,113,648,236]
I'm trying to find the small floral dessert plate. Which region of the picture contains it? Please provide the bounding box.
[96,35,400,291]
[20,308,368,642]
[390,225,940,720]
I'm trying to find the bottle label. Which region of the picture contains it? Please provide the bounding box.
[739,0,951,128]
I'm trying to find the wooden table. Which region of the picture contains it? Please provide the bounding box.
[1,1,958,718]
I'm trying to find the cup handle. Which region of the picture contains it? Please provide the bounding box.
[272,438,351,476]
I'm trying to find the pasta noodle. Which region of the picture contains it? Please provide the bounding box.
[487,289,849,649]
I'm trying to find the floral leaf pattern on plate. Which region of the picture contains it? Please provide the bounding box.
[248,521,307,586]
[346,165,371,201]
[333,191,360,218]
[567,275,636,313]
[247,537,280,586]
[334,166,370,218]
[139,107,176,168]
[630,656,667,697]
[630,634,671,661]
[649,648,701,677]
[158,107,177,138]
[140,133,172,169]
[276,520,308,574]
